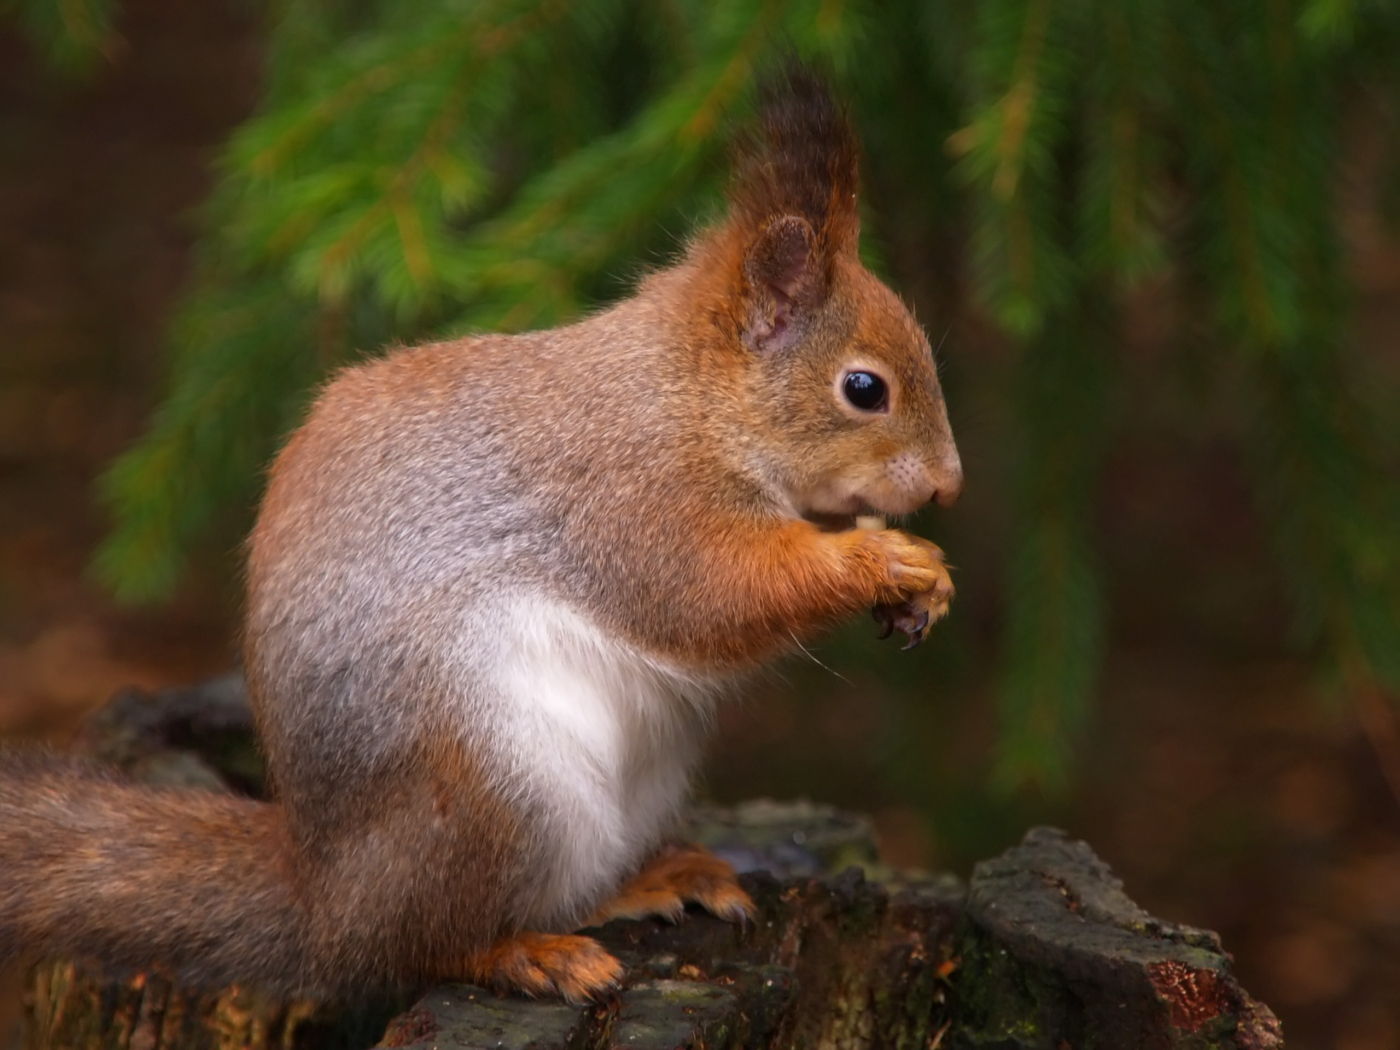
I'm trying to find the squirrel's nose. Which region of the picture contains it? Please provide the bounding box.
[891,450,963,510]
[929,460,963,508]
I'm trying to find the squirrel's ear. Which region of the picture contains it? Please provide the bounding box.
[724,66,860,352]
[742,215,821,353]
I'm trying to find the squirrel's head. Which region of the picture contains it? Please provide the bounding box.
[689,68,962,524]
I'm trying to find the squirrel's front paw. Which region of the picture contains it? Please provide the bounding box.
[864,531,954,648]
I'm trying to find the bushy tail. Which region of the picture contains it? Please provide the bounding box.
[0,749,313,992]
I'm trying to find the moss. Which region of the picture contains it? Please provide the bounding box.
[946,927,1058,1049]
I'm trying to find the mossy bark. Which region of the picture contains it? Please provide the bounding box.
[21,680,1283,1050]
[948,828,1284,1050]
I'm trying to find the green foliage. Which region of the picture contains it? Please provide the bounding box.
[994,296,1109,793]
[3,0,115,74]
[10,0,1400,791]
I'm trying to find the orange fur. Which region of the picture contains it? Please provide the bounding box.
[587,845,756,926]
[604,517,952,667]
[461,933,622,1005]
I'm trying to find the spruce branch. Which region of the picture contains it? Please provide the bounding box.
[3,0,115,72]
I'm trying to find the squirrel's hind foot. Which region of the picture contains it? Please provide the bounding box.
[586,845,756,927]
[464,932,622,1005]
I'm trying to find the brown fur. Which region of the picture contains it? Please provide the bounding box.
[0,70,959,1002]
[0,750,307,990]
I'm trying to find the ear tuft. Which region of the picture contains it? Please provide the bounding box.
[730,65,861,259]
[743,215,818,353]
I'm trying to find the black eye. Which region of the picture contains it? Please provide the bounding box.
[842,370,888,412]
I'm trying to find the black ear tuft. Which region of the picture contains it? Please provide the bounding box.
[730,63,861,259]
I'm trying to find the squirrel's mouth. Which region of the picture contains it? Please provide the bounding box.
[802,510,888,533]
[792,480,914,529]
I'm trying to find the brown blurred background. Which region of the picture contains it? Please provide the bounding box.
[2,3,1398,1049]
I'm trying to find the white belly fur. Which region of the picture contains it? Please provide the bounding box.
[491,595,722,930]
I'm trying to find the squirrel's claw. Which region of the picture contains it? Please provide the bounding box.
[873,605,896,640]
[874,599,941,650]
[901,608,931,649]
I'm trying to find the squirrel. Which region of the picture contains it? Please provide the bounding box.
[0,69,961,1005]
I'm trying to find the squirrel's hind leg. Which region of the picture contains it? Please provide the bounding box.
[461,931,623,1004]
[585,845,755,926]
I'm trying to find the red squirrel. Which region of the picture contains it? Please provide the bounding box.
[0,71,961,1005]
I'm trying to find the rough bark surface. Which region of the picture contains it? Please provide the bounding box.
[951,828,1284,1050]
[19,680,1283,1050]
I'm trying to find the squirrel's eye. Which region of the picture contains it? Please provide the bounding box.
[842,371,889,412]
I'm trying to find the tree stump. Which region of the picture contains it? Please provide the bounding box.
[20,679,1283,1050]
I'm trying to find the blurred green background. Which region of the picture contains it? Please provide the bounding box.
[1,1,1398,1048]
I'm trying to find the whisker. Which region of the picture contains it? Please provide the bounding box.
[932,327,951,372]
[788,630,852,685]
